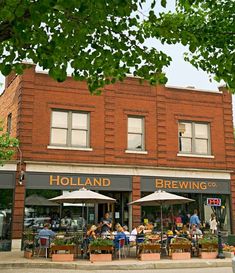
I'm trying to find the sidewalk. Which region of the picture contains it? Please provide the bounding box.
[0,251,232,270]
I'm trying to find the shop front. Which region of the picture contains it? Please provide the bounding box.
[0,170,15,251]
[141,176,231,233]
[24,172,132,233]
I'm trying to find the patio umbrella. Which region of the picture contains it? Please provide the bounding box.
[25,194,59,207]
[128,190,194,246]
[50,188,116,226]
[49,187,116,204]
[50,187,116,242]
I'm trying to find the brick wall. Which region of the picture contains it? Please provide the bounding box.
[1,67,234,237]
[10,67,233,173]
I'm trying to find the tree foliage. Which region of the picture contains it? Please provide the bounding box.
[0,125,19,165]
[0,0,234,93]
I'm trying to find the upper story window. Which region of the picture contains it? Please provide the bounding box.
[178,121,211,155]
[127,116,144,151]
[50,110,90,148]
[7,113,12,134]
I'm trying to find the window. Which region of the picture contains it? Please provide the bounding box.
[178,121,211,155]
[127,117,144,150]
[7,113,12,134]
[50,110,89,147]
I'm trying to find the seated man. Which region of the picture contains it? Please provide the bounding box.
[38,223,56,240]
[37,223,56,257]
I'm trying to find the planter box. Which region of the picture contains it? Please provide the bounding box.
[224,251,234,258]
[24,250,33,259]
[89,246,113,252]
[90,253,112,262]
[52,253,74,262]
[140,253,160,261]
[140,244,161,252]
[171,252,191,260]
[201,252,218,259]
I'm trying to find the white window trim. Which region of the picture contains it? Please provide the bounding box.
[50,110,90,148]
[125,150,148,154]
[178,121,211,155]
[47,145,93,151]
[127,116,145,151]
[177,153,214,158]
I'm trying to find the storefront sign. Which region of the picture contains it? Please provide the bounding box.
[0,171,16,188]
[26,172,132,191]
[207,198,221,206]
[141,176,230,194]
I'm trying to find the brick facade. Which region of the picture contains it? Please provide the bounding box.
[0,66,234,238]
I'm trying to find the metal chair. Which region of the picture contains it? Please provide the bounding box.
[116,238,126,259]
[38,236,50,258]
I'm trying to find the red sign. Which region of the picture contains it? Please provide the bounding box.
[207,198,221,206]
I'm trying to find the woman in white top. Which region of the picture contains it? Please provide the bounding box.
[209,213,217,234]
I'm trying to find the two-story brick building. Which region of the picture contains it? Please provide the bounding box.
[0,66,234,251]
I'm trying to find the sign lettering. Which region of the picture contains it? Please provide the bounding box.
[49,175,111,187]
[155,179,208,190]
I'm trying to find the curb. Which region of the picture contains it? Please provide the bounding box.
[0,259,232,270]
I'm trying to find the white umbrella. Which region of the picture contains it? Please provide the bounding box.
[128,190,194,246]
[50,187,116,204]
[50,188,116,243]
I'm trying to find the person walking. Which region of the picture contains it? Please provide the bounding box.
[209,213,218,234]
[189,209,200,228]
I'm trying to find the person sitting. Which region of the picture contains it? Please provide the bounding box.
[129,225,145,246]
[37,223,56,256]
[113,226,126,257]
[123,225,130,236]
[180,224,191,239]
[190,224,203,240]
[38,223,56,239]
[112,223,121,235]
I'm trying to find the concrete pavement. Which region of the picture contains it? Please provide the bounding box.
[0,251,232,271]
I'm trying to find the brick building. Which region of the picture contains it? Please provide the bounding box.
[0,66,234,250]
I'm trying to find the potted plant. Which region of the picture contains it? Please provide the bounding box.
[222,245,235,258]
[23,231,35,259]
[89,238,114,262]
[138,239,161,261]
[169,237,191,260]
[51,237,75,262]
[199,236,218,259]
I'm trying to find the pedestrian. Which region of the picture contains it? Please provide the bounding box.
[189,209,200,228]
[209,213,217,234]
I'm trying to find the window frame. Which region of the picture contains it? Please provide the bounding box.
[178,121,211,155]
[127,116,145,151]
[50,110,90,148]
[7,113,12,135]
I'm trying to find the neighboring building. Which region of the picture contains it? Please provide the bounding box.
[0,66,234,250]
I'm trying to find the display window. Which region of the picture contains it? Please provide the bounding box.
[24,190,129,233]
[0,189,13,251]
[141,192,231,233]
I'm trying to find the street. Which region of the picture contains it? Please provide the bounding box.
[0,268,232,273]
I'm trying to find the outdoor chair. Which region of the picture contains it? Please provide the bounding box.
[116,238,126,259]
[38,236,50,258]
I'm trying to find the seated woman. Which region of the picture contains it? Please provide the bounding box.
[112,223,121,235]
[113,226,126,250]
